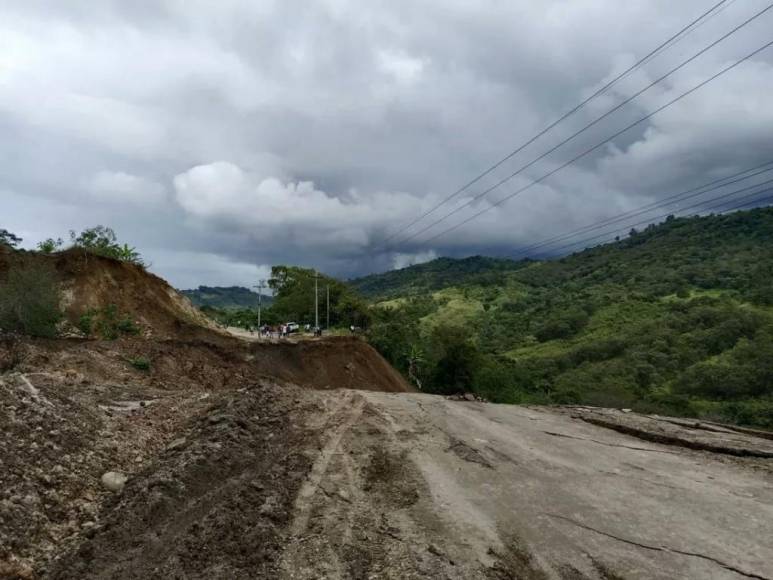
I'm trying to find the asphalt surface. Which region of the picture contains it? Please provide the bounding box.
[280,390,773,579]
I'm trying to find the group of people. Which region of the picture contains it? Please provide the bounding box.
[245,324,322,339]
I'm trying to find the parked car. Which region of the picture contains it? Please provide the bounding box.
[286,322,300,333]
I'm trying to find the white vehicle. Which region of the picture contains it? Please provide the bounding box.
[286,322,300,333]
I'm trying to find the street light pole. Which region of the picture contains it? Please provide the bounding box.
[326,285,330,330]
[314,271,319,330]
[253,279,266,334]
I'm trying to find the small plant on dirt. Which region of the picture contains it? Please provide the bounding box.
[96,304,120,340]
[80,305,141,340]
[78,311,95,336]
[0,262,62,337]
[128,356,151,371]
[117,317,140,335]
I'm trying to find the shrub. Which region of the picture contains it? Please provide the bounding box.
[117,317,140,335]
[0,262,62,337]
[128,356,151,371]
[78,311,95,336]
[79,305,140,340]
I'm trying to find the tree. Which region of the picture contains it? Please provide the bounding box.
[406,344,425,390]
[37,238,64,254]
[69,226,145,267]
[70,225,117,252]
[0,229,22,248]
[268,265,370,327]
[428,325,481,395]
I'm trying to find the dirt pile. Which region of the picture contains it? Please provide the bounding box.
[247,337,413,393]
[0,249,215,340]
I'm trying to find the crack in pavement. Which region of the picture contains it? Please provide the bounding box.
[544,513,771,580]
[542,430,679,454]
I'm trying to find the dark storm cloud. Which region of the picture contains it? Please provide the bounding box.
[2,0,773,285]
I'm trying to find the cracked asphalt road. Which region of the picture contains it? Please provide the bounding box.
[280,391,773,580]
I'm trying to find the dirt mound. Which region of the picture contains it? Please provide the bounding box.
[0,249,216,340]
[247,337,413,393]
[0,335,411,395]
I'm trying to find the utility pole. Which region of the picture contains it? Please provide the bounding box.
[314,271,319,330]
[253,279,266,334]
[326,285,330,331]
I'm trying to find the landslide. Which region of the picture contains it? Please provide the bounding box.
[0,248,215,340]
[0,249,411,577]
[0,248,412,393]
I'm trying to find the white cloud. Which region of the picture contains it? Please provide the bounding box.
[173,161,428,250]
[392,250,438,270]
[85,170,166,204]
[148,249,272,290]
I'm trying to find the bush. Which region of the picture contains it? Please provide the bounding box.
[0,262,62,337]
[78,305,140,339]
[78,311,95,336]
[128,356,151,371]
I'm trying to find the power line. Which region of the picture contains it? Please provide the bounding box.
[556,190,773,255]
[392,3,773,249]
[539,179,773,256]
[378,0,732,248]
[414,36,773,248]
[512,159,773,257]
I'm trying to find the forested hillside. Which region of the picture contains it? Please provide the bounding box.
[357,208,773,428]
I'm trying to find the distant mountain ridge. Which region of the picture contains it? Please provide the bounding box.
[350,255,531,299]
[181,286,273,310]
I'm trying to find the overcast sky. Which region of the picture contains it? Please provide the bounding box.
[3,0,773,288]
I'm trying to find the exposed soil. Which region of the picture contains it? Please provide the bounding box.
[0,334,410,579]
[0,249,216,340]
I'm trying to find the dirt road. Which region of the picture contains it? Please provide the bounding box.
[280,390,773,580]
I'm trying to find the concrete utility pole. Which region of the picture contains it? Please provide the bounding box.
[253,279,267,332]
[314,271,319,330]
[326,285,330,330]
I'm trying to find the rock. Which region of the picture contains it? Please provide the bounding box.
[166,437,187,451]
[463,393,476,402]
[101,471,128,493]
[21,493,39,507]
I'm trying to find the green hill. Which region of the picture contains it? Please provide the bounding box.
[350,255,531,299]
[180,286,273,310]
[359,207,773,428]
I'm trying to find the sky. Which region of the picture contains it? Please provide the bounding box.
[2,0,773,289]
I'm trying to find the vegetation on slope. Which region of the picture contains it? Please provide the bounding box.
[358,208,773,428]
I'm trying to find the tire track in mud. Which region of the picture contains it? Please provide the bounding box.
[287,392,366,537]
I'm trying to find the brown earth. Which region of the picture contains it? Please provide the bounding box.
[0,248,216,340]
